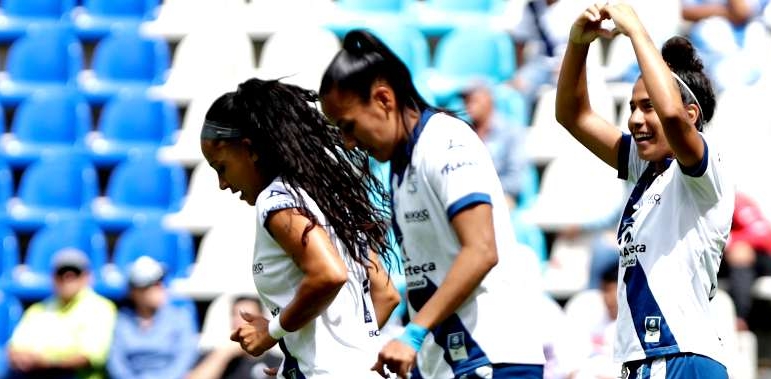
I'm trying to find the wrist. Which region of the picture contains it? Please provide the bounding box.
[268,314,289,340]
[397,322,429,352]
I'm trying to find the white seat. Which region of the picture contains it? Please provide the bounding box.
[253,26,341,91]
[541,233,595,300]
[169,205,256,300]
[148,26,255,105]
[141,0,249,41]
[521,148,627,232]
[157,92,222,169]
[525,82,615,165]
[242,0,335,40]
[709,289,758,379]
[163,161,250,235]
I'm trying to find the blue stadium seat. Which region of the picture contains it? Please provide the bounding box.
[325,0,412,36]
[424,27,515,105]
[7,152,98,232]
[7,217,108,300]
[0,24,83,106]
[0,290,22,374]
[86,91,178,167]
[99,218,193,298]
[70,0,160,41]
[366,24,429,78]
[0,228,20,291]
[79,28,170,104]
[0,89,91,168]
[0,0,75,41]
[426,0,497,12]
[411,0,505,37]
[92,154,187,231]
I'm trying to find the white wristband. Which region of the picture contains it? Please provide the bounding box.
[268,314,289,340]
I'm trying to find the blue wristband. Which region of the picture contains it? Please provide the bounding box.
[397,322,429,352]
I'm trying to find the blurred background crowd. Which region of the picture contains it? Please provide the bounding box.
[0,0,770,378]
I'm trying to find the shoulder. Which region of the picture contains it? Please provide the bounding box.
[256,177,302,224]
[421,113,482,151]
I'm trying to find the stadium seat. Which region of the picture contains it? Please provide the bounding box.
[79,28,170,104]
[253,26,341,91]
[92,154,187,231]
[85,91,178,167]
[325,0,412,37]
[7,217,108,300]
[0,89,91,168]
[148,26,254,105]
[242,0,333,39]
[99,218,194,298]
[156,92,216,168]
[0,159,13,214]
[409,0,506,37]
[170,215,257,300]
[423,26,515,105]
[141,0,248,41]
[7,152,98,232]
[0,228,20,291]
[510,211,547,268]
[163,161,250,235]
[0,24,83,106]
[69,0,160,41]
[0,0,75,41]
[0,290,22,375]
[365,24,429,78]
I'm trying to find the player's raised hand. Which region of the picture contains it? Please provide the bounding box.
[601,2,644,38]
[229,310,278,357]
[570,3,618,45]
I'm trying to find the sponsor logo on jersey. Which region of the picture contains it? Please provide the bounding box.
[271,307,280,317]
[404,262,437,276]
[618,218,646,267]
[252,262,264,274]
[404,209,430,223]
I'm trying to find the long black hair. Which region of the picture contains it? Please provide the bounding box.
[204,78,392,268]
[320,29,434,117]
[661,36,716,132]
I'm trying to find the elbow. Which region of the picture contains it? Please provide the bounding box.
[316,265,348,292]
[478,243,499,272]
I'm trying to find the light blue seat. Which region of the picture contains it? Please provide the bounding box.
[7,152,98,232]
[0,89,91,168]
[7,217,108,300]
[86,91,178,167]
[70,0,160,41]
[79,28,170,104]
[0,24,83,106]
[366,24,429,78]
[424,27,515,105]
[410,0,506,37]
[325,0,413,36]
[92,154,187,231]
[98,218,194,298]
[511,210,547,269]
[0,228,20,291]
[0,290,22,377]
[0,0,75,41]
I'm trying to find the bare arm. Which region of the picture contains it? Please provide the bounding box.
[186,345,242,379]
[267,208,349,332]
[608,4,705,168]
[555,3,623,169]
[409,203,498,330]
[366,251,401,328]
[682,0,752,24]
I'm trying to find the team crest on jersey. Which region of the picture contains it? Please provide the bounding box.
[644,316,662,343]
[447,332,469,361]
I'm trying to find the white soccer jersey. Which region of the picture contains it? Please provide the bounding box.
[614,133,734,364]
[253,177,384,379]
[391,111,546,379]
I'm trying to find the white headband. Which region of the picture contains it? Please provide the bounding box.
[671,72,704,126]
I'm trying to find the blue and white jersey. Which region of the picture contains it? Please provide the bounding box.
[614,133,734,364]
[391,111,546,379]
[253,177,383,379]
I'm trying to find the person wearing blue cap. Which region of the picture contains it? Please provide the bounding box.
[6,248,117,379]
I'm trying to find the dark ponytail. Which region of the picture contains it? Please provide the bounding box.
[204,78,393,269]
[661,36,716,131]
[320,29,432,114]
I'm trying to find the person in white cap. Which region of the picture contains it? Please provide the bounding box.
[6,248,117,379]
[107,256,198,379]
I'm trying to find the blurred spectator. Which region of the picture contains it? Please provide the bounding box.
[187,295,282,379]
[107,256,198,379]
[6,249,117,379]
[724,192,771,330]
[682,0,769,91]
[461,80,530,209]
[570,265,620,379]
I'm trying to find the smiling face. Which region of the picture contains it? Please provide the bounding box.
[201,139,265,206]
[320,84,404,163]
[628,79,674,163]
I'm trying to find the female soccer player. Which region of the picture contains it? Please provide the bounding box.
[200,78,400,378]
[555,3,733,378]
[320,30,546,379]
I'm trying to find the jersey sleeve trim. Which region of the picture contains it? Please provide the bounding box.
[618,134,632,180]
[678,136,709,178]
[446,192,492,220]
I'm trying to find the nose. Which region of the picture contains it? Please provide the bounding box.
[628,107,644,131]
[218,176,229,191]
